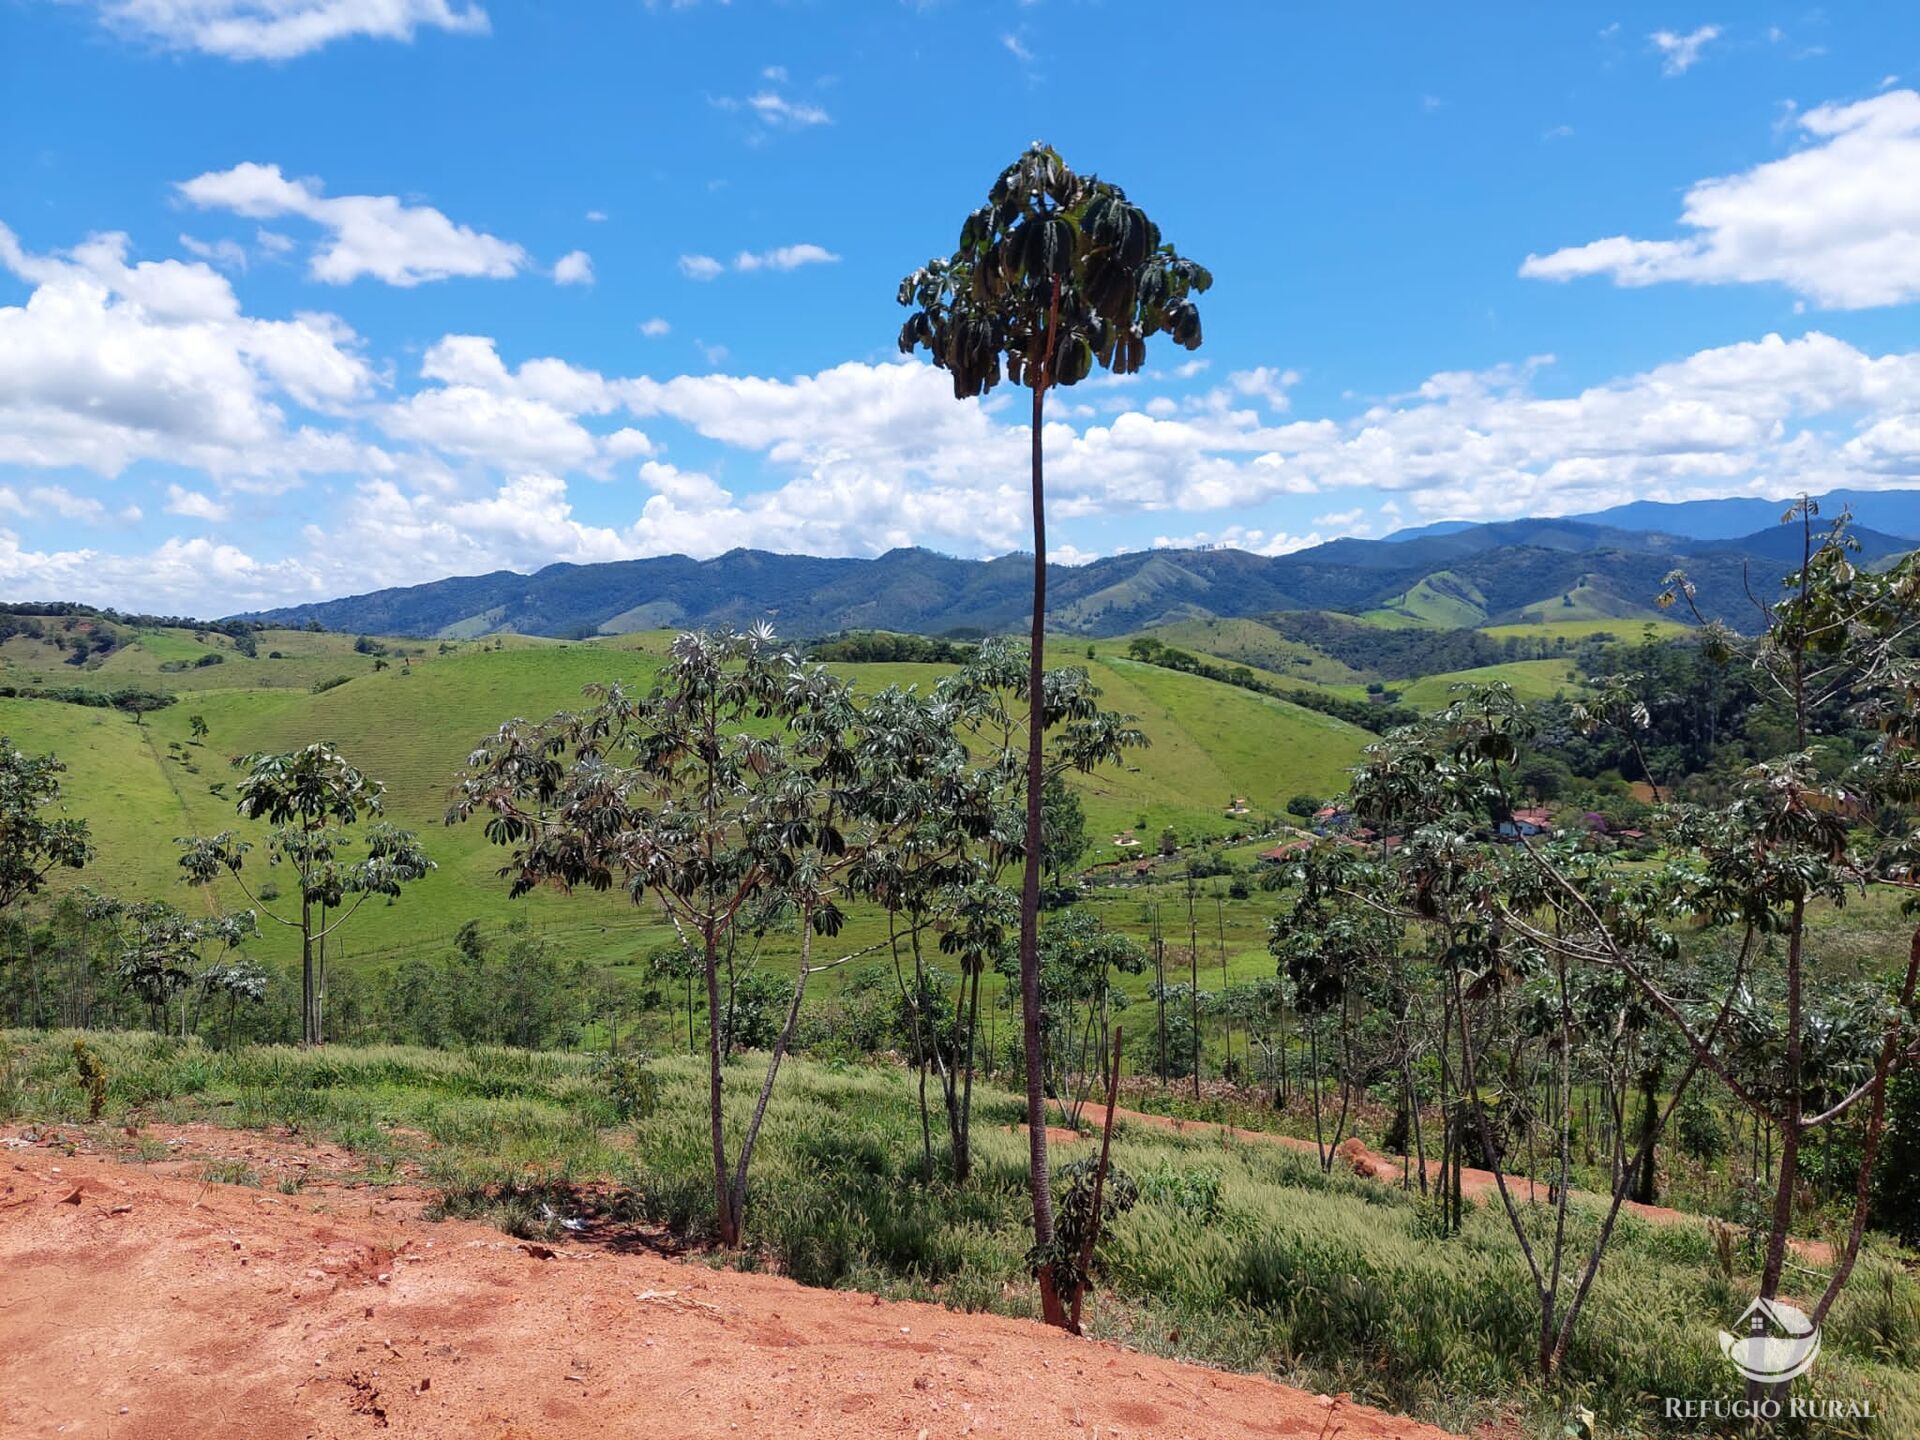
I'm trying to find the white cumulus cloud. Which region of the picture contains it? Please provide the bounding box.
[1651,24,1721,76]
[1521,90,1920,309]
[86,0,489,61]
[0,220,380,480]
[733,243,839,273]
[18,223,1920,616]
[165,483,231,521]
[712,89,831,130]
[178,162,528,287]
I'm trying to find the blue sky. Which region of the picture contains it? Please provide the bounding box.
[5,2,1920,614]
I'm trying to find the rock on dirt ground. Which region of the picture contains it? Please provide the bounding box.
[0,1145,1462,1440]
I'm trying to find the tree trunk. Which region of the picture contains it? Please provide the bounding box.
[299,890,316,1047]
[729,912,814,1233]
[702,924,737,1247]
[1019,293,1067,1329]
[1632,1062,1661,1206]
[1215,898,1231,1071]
[1407,1051,1428,1196]
[892,909,937,1180]
[1187,874,1200,1098]
[1154,930,1167,1085]
[315,904,328,1046]
[1068,1027,1124,1335]
[1309,1021,1327,1170]
[1760,896,1807,1304]
[953,964,980,1183]
[1278,1001,1289,1106]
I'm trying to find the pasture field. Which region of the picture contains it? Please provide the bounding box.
[0,627,1367,987]
[3,1030,1914,1440]
[1321,658,1586,709]
[1479,616,1696,643]
[1100,617,1370,685]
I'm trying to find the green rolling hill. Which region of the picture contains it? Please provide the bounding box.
[1366,570,1489,628]
[1328,659,1585,709]
[1509,575,1668,625]
[1106,618,1368,685]
[3,627,1369,980]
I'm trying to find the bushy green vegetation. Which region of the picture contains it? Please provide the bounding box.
[1482,617,1697,643]
[805,631,978,664]
[2,1029,1913,1439]
[1261,607,1656,680]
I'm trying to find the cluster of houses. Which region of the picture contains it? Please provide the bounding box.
[1084,830,1157,881]
[1254,802,1650,867]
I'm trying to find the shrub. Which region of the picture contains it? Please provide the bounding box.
[1138,1158,1224,1223]
[70,1039,106,1120]
[1674,1090,1726,1161]
[594,1051,659,1123]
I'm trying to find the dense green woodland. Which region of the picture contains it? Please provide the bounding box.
[5,516,1920,1437]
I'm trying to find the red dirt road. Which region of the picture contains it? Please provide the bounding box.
[1078,1104,1835,1264]
[0,1145,1460,1440]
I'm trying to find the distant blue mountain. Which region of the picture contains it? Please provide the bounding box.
[1380,519,1482,542]
[231,491,1920,641]
[1565,489,1920,542]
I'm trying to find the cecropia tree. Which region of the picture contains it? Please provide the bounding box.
[450,627,934,1247]
[898,145,1208,1325]
[178,743,433,1045]
[0,740,94,913]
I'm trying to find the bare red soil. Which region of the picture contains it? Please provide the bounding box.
[0,1135,1461,1440]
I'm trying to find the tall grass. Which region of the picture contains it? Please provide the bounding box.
[3,1028,1915,1438]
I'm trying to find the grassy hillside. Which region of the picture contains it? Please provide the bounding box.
[1478,616,1695,643]
[1507,575,1668,626]
[1385,659,1582,709]
[4,631,1367,978]
[1104,618,1368,685]
[1076,655,1367,835]
[1351,607,1436,629]
[0,615,566,694]
[1367,570,1488,627]
[7,1032,1916,1440]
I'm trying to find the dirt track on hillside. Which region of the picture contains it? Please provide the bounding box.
[1078,1104,1835,1264]
[0,1138,1462,1440]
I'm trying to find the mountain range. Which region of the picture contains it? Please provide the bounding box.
[234,489,1920,641]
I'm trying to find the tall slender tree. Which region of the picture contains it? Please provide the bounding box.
[0,740,94,913]
[898,144,1208,1326]
[178,743,434,1045]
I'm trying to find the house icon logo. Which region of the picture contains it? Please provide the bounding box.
[1718,1297,1821,1384]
